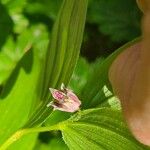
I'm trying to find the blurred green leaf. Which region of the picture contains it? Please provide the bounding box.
[12,14,29,34]
[2,0,29,34]
[25,0,62,20]
[1,0,27,13]
[62,108,149,150]
[69,57,91,95]
[88,0,141,42]
[0,24,48,85]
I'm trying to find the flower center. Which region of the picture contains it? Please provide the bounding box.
[55,91,64,99]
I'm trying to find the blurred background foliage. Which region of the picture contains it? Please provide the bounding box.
[0,0,142,149]
[1,0,141,62]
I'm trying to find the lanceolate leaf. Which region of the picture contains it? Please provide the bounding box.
[25,0,88,127]
[42,0,88,98]
[61,108,149,150]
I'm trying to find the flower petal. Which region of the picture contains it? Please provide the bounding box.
[49,88,66,101]
[67,89,81,105]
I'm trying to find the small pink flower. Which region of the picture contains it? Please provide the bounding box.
[47,83,81,112]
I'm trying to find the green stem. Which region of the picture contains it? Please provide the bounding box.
[0,124,61,150]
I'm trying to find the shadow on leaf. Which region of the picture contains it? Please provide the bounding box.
[0,49,33,98]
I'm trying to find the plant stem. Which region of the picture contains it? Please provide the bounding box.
[0,124,61,150]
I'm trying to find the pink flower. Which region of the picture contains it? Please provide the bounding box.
[47,83,81,112]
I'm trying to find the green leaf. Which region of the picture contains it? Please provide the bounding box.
[0,24,48,85]
[0,0,88,148]
[0,25,48,146]
[0,50,40,145]
[47,137,68,150]
[42,0,88,96]
[0,35,29,85]
[1,0,27,14]
[61,108,149,150]
[69,57,120,109]
[69,57,91,95]
[88,0,141,42]
[44,111,71,127]
[8,134,37,150]
[99,86,121,109]
[25,0,88,127]
[12,14,29,34]
[2,0,29,34]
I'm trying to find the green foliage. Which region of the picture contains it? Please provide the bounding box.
[0,2,13,48]
[0,0,88,149]
[25,0,62,20]
[0,35,46,147]
[25,0,88,128]
[81,39,138,108]
[9,134,38,150]
[69,57,91,95]
[62,108,148,150]
[88,0,142,42]
[0,25,48,85]
[0,0,149,150]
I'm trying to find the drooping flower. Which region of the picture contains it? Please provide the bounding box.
[47,83,81,112]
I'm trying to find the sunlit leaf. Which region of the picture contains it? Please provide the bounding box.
[0,25,48,146]
[8,134,37,150]
[61,108,149,150]
[0,25,48,85]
